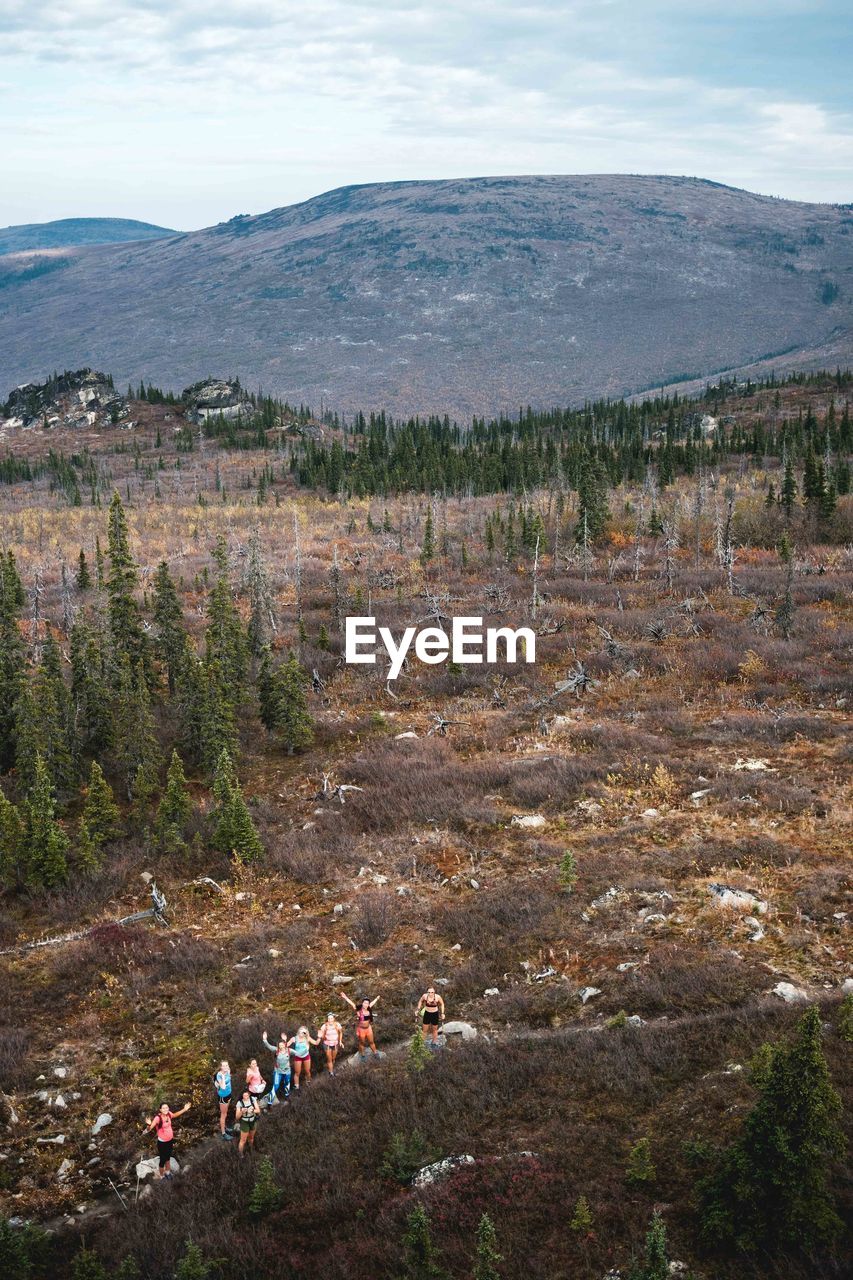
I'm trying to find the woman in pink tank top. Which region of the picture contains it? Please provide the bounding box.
[318,1012,344,1076]
[144,1100,191,1179]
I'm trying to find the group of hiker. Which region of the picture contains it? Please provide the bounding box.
[146,987,447,1172]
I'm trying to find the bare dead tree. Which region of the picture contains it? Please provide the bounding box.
[531,533,540,620]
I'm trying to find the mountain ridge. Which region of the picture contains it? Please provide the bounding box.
[0,174,851,416]
[0,216,178,255]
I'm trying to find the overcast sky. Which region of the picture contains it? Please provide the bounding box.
[2,0,851,230]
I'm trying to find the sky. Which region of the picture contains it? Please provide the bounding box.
[2,0,852,230]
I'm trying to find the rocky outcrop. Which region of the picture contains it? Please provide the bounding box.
[3,367,125,427]
[181,377,252,423]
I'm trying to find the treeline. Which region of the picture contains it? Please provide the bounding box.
[0,495,315,892]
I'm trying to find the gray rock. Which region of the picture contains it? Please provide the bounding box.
[772,981,809,1002]
[578,987,602,1004]
[442,1021,477,1040]
[616,961,639,972]
[332,975,354,985]
[53,1066,68,1079]
[37,1135,66,1145]
[412,1154,475,1187]
[841,978,853,993]
[511,814,546,829]
[483,987,500,997]
[91,1113,112,1136]
[708,883,768,914]
[135,1155,179,1179]
[57,1159,74,1182]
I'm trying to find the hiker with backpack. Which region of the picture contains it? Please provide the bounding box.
[214,1061,233,1139]
[144,1100,191,1179]
[287,1026,320,1089]
[262,1029,292,1104]
[246,1058,267,1108]
[235,1089,261,1157]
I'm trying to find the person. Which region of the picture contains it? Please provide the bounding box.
[416,986,445,1046]
[235,1089,261,1158]
[287,1026,319,1089]
[214,1060,233,1139]
[262,1030,291,1104]
[144,1100,191,1179]
[339,990,380,1057]
[246,1058,267,1108]
[317,1012,344,1076]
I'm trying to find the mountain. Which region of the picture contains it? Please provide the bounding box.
[0,176,851,417]
[0,217,176,255]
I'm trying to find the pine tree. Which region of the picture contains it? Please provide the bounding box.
[407,1029,429,1074]
[152,562,186,695]
[837,994,853,1043]
[76,549,91,591]
[15,640,74,798]
[205,573,248,700]
[0,787,25,888]
[472,1213,502,1280]
[247,1155,283,1219]
[0,550,26,772]
[400,1204,446,1280]
[246,529,275,657]
[318,623,329,650]
[23,753,69,889]
[211,750,263,862]
[699,1005,844,1253]
[575,457,609,542]
[273,653,313,755]
[155,750,192,853]
[629,1212,669,1280]
[106,492,149,679]
[420,507,435,564]
[71,1247,108,1280]
[78,761,121,872]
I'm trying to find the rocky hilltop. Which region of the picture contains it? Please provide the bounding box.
[0,217,176,255]
[0,175,851,416]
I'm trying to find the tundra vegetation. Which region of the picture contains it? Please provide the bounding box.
[0,368,850,1278]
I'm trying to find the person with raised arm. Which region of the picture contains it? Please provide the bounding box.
[287,1025,319,1089]
[144,1100,191,1179]
[235,1089,261,1157]
[339,990,381,1057]
[262,1029,292,1103]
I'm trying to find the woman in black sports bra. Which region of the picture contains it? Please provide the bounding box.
[416,985,445,1046]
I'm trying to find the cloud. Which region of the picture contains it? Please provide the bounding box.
[2,0,851,225]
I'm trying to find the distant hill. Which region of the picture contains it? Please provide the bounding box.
[0,176,850,417]
[0,217,177,255]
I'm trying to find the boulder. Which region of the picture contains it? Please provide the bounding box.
[412,1154,475,1187]
[181,378,251,423]
[483,988,500,997]
[708,883,768,914]
[136,1155,179,1180]
[841,978,853,993]
[57,1159,74,1182]
[91,1113,112,1136]
[442,1021,477,1040]
[395,731,418,740]
[578,987,602,1004]
[511,814,546,829]
[772,982,809,1002]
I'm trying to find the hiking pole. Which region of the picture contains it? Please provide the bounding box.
[108,1177,129,1211]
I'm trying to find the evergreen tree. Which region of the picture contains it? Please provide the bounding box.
[575,458,609,542]
[211,749,263,863]
[152,562,186,695]
[273,653,313,755]
[400,1204,446,1280]
[174,1240,214,1280]
[15,640,73,797]
[23,753,69,889]
[205,573,249,700]
[246,529,275,657]
[0,550,26,772]
[420,507,435,564]
[78,761,121,872]
[699,1005,844,1253]
[155,750,192,853]
[0,786,25,888]
[106,492,150,679]
[247,1155,283,1219]
[626,1138,656,1186]
[71,1247,108,1280]
[473,1213,502,1280]
[629,1212,669,1280]
[76,549,92,591]
[112,658,161,801]
[570,1194,594,1236]
[69,620,113,757]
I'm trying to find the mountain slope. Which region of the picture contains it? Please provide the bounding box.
[0,217,177,254]
[0,175,851,416]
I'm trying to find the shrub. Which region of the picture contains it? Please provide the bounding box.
[838,994,853,1043]
[558,849,578,892]
[407,1030,430,1074]
[570,1193,594,1235]
[352,889,399,948]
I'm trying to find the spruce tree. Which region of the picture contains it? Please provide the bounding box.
[473,1213,502,1280]
[0,786,25,889]
[69,620,113,757]
[420,507,435,564]
[76,549,91,591]
[247,1155,283,1219]
[0,549,26,772]
[274,653,313,755]
[112,657,161,801]
[699,1004,844,1252]
[152,561,186,695]
[781,460,797,519]
[23,753,69,889]
[78,761,121,872]
[570,1194,594,1236]
[575,457,610,542]
[626,1138,656,1186]
[400,1204,446,1280]
[629,1212,669,1280]
[106,491,149,679]
[211,749,263,863]
[174,1240,213,1280]
[205,565,248,698]
[155,750,192,853]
